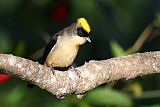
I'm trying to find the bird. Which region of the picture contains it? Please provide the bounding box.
[41,17,91,72]
[27,17,91,88]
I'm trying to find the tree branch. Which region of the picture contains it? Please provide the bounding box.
[0,52,160,98]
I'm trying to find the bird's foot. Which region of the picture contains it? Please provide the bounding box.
[68,66,80,80]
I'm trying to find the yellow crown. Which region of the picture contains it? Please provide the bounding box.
[77,18,91,33]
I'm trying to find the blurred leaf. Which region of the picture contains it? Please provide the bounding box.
[79,102,91,107]
[135,90,160,99]
[126,48,135,54]
[129,82,143,97]
[13,40,26,56]
[62,95,81,106]
[63,95,91,107]
[0,0,21,14]
[72,0,96,14]
[85,87,132,107]
[154,13,160,28]
[110,40,128,57]
[51,102,69,107]
[5,85,27,106]
[32,0,51,7]
[0,28,12,52]
[141,105,160,107]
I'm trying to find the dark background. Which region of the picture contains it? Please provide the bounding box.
[0,0,160,107]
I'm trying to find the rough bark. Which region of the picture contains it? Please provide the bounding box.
[0,51,160,98]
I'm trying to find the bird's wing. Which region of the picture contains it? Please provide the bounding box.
[40,33,59,64]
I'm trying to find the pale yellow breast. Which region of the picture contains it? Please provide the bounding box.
[44,35,84,67]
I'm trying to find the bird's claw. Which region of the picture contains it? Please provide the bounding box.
[68,66,80,80]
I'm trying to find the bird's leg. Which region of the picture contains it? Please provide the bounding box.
[49,64,55,75]
[68,66,80,79]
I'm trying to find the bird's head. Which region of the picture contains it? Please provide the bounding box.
[69,17,91,45]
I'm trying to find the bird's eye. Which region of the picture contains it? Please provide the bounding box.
[77,27,84,36]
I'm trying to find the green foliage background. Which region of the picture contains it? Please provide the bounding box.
[0,0,160,107]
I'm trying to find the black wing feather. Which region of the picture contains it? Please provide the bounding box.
[40,34,58,64]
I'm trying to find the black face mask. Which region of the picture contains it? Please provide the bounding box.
[77,27,89,37]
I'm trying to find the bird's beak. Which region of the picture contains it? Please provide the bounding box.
[85,37,91,43]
